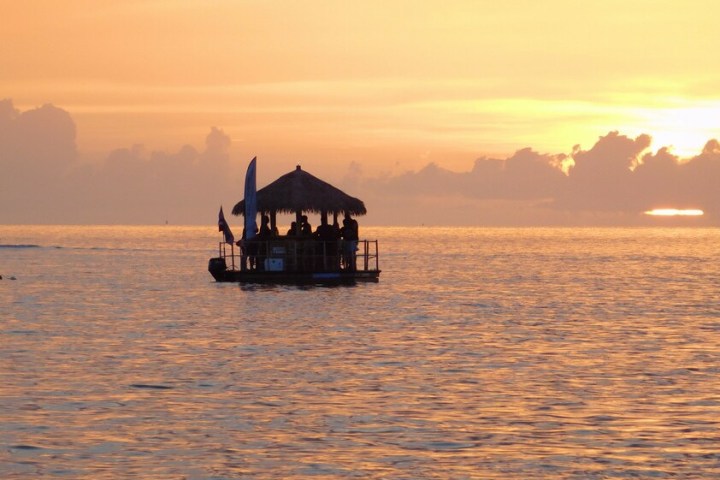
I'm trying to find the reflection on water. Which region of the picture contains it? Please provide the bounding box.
[1,225,720,478]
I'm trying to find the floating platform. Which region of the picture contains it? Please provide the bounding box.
[208,238,380,284]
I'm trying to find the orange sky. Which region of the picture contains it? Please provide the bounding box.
[4,1,720,174]
[2,1,720,225]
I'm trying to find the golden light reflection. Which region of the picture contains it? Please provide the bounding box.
[644,209,704,216]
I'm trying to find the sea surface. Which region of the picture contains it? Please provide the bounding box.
[1,225,719,479]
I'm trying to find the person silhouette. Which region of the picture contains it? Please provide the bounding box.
[300,215,312,237]
[340,218,358,270]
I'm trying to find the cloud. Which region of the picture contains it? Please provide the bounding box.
[559,133,720,216]
[675,139,720,216]
[473,148,567,201]
[75,126,239,224]
[0,100,78,219]
[0,99,76,173]
[354,131,720,224]
[554,131,652,212]
[0,100,241,223]
[2,99,719,225]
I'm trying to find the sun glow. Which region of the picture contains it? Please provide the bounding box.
[598,87,720,158]
[644,209,704,216]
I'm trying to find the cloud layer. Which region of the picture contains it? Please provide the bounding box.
[352,136,720,225]
[0,100,241,224]
[1,100,718,226]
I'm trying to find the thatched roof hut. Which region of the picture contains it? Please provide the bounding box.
[232,165,366,217]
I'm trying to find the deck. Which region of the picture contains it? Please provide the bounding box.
[209,238,380,284]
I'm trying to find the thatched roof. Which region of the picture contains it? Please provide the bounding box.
[232,165,367,216]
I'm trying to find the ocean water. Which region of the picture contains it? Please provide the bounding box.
[1,225,719,479]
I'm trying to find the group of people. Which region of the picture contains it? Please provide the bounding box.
[237,213,360,271]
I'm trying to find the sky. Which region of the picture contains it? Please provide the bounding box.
[2,0,720,226]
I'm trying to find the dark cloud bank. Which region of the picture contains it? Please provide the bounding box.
[2,99,719,226]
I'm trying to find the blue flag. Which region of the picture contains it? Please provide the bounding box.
[244,157,258,240]
[218,206,234,244]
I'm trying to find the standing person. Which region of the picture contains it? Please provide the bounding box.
[300,215,313,237]
[258,215,272,239]
[314,216,337,270]
[314,216,336,241]
[256,215,273,270]
[340,218,358,271]
[297,215,313,271]
[237,226,258,271]
[347,213,359,270]
[345,213,359,241]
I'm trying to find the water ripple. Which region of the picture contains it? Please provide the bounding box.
[2,226,720,478]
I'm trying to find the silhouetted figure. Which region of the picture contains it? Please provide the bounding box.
[258,215,272,239]
[344,213,359,240]
[255,215,274,270]
[314,217,337,241]
[295,215,313,270]
[286,222,297,236]
[340,218,358,271]
[300,215,312,237]
[237,226,258,271]
[314,216,340,270]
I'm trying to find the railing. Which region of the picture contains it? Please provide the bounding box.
[217,238,379,273]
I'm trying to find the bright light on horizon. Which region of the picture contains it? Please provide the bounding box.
[644,208,704,216]
[630,101,720,159]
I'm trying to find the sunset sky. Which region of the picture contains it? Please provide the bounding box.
[2,1,720,225]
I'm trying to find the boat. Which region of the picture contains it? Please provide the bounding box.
[208,159,381,284]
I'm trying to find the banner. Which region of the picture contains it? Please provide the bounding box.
[244,156,258,240]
